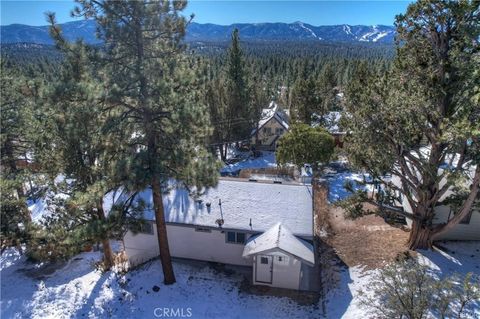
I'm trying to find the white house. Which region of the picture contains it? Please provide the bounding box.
[391,158,479,241]
[118,178,316,291]
[251,102,289,151]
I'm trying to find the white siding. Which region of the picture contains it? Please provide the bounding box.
[252,250,302,290]
[433,206,480,241]
[251,117,286,147]
[391,174,479,240]
[124,222,253,267]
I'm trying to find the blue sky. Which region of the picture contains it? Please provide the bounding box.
[1,1,411,26]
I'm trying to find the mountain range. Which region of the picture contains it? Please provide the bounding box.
[1,20,396,44]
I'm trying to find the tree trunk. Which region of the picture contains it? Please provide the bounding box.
[151,177,176,285]
[222,143,228,161]
[4,137,31,223]
[219,144,226,162]
[101,238,115,270]
[407,220,433,250]
[97,202,115,270]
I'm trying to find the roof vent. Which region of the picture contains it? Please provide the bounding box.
[215,218,224,228]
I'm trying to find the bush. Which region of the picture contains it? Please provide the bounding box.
[276,124,335,169]
[358,259,480,319]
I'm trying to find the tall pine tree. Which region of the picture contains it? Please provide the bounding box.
[224,29,255,154]
[73,0,219,284]
[0,63,35,249]
[35,18,121,267]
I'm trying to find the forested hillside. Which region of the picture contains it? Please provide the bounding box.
[1,20,395,44]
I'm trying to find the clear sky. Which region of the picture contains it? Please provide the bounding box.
[1,0,411,26]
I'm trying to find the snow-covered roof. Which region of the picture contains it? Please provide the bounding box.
[242,223,315,265]
[252,102,289,135]
[119,179,313,237]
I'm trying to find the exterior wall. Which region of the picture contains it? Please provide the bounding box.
[252,250,303,290]
[391,175,479,240]
[124,222,253,267]
[251,118,287,148]
[432,206,480,241]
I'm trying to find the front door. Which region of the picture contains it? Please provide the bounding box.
[255,255,273,284]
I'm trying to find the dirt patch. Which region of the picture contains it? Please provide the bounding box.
[314,183,411,269]
[239,278,320,306]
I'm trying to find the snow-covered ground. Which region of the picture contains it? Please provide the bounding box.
[325,171,373,203]
[221,151,277,174]
[1,241,478,319]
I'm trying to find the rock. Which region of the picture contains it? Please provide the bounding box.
[152,285,160,292]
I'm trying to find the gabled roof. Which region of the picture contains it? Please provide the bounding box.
[242,223,315,265]
[251,102,289,135]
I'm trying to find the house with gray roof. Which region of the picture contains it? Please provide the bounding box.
[119,178,317,291]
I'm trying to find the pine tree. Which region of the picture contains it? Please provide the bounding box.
[341,0,480,250]
[290,76,319,124]
[0,62,35,249]
[224,29,255,154]
[73,0,219,284]
[276,124,335,171]
[33,17,120,267]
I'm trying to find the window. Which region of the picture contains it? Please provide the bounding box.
[237,232,246,243]
[276,255,289,264]
[263,127,272,135]
[227,231,236,243]
[195,227,211,233]
[275,128,284,135]
[226,231,246,244]
[260,257,269,264]
[460,210,473,225]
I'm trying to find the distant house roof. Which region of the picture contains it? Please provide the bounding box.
[242,223,315,265]
[118,178,313,237]
[251,102,289,135]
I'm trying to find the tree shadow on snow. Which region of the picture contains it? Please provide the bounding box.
[316,239,354,318]
[419,241,480,277]
[1,250,102,318]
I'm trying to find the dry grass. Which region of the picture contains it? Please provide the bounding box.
[314,183,411,269]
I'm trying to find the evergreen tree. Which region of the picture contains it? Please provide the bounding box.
[341,0,480,250]
[290,76,319,124]
[34,19,119,267]
[316,64,339,113]
[224,29,255,155]
[73,0,219,284]
[205,74,229,160]
[276,124,335,171]
[0,64,34,248]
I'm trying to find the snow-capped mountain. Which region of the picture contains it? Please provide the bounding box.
[1,20,395,44]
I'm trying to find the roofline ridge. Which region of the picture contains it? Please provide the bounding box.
[276,223,282,246]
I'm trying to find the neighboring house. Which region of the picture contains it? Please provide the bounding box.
[391,163,479,241]
[119,178,316,291]
[251,102,289,151]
